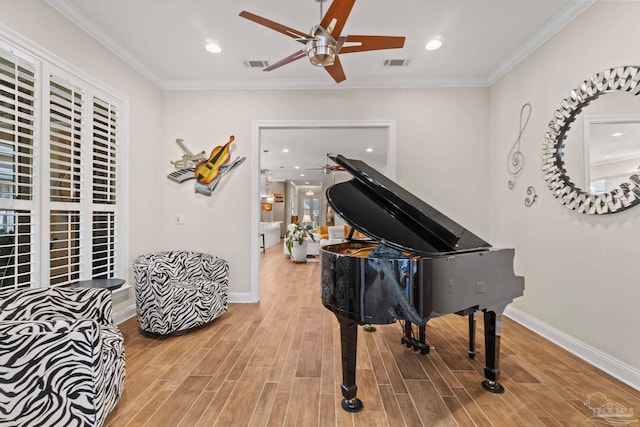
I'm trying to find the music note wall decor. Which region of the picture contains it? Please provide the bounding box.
[507,103,532,190]
[524,186,537,207]
[505,103,537,207]
[167,135,246,196]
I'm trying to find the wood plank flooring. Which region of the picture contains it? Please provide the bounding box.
[105,243,640,426]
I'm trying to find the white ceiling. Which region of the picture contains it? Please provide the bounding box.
[44,0,593,186]
[46,0,592,90]
[260,126,388,186]
[589,121,640,165]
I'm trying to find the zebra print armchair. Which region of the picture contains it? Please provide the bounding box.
[0,286,125,427]
[133,251,229,335]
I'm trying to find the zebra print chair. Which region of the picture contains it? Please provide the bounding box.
[0,286,125,427]
[133,251,229,335]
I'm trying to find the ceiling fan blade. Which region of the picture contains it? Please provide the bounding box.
[263,50,307,71]
[319,0,355,38]
[324,55,346,83]
[239,11,313,41]
[339,35,406,54]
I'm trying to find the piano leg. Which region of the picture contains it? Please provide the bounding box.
[336,314,363,412]
[481,309,505,394]
[468,312,476,359]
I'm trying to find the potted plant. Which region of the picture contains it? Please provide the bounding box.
[285,222,315,261]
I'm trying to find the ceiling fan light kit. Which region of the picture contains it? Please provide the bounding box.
[307,31,337,67]
[239,0,406,83]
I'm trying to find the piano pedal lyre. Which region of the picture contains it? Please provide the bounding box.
[401,321,430,355]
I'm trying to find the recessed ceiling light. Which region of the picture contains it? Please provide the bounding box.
[366,147,373,153]
[425,39,442,51]
[204,42,222,54]
[305,181,310,184]
[282,148,289,153]
[612,132,623,137]
[300,173,305,177]
[294,165,300,169]
[604,155,612,159]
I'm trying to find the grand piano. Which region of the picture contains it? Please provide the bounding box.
[321,155,525,412]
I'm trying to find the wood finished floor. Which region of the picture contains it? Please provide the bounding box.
[105,243,640,426]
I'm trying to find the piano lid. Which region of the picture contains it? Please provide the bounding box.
[326,155,491,256]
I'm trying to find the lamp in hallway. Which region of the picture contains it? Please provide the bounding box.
[301,214,312,227]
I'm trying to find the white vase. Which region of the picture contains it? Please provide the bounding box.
[289,240,307,261]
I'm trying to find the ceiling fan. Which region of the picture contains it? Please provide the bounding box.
[306,153,345,174]
[239,0,406,83]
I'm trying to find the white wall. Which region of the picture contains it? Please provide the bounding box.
[5,0,635,386]
[0,0,164,314]
[163,88,490,296]
[489,1,640,370]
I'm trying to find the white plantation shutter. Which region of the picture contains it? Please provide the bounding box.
[92,211,116,278]
[0,210,34,289]
[49,209,81,286]
[0,44,37,290]
[49,75,83,203]
[0,33,127,292]
[92,96,118,204]
[91,96,119,279]
[47,74,85,286]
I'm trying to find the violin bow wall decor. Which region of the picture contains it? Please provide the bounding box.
[167,135,246,196]
[170,138,206,169]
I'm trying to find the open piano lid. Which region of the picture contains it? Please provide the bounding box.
[326,155,491,256]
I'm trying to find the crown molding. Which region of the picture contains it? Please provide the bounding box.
[45,0,164,88]
[487,0,594,85]
[161,76,488,91]
[46,0,592,91]
[44,0,488,91]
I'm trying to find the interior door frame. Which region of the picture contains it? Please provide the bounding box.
[250,119,397,302]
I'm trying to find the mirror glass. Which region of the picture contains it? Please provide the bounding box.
[585,115,640,194]
[562,91,640,194]
[586,117,640,194]
[543,66,640,214]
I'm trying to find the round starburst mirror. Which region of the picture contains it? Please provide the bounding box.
[542,66,640,214]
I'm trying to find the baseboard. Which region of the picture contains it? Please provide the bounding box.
[113,304,136,325]
[504,306,640,391]
[228,292,259,303]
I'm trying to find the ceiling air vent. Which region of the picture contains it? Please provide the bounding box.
[383,59,409,67]
[244,60,270,68]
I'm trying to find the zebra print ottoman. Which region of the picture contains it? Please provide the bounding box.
[133,251,229,335]
[0,286,125,427]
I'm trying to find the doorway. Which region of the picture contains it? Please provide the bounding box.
[250,120,397,302]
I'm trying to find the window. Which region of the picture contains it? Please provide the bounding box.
[0,35,126,291]
[0,42,36,290]
[302,196,320,227]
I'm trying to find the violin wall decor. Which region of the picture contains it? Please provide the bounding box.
[167,135,246,196]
